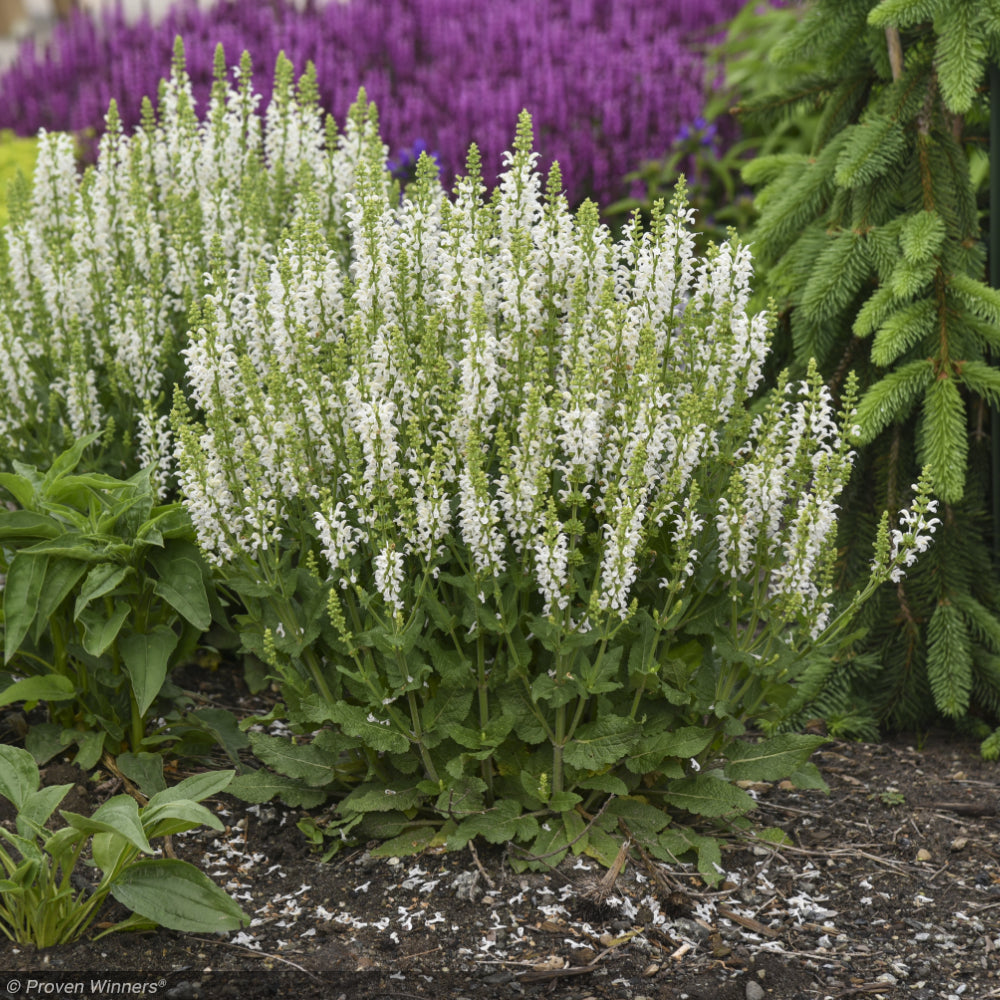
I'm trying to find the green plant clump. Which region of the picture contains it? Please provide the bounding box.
[0,746,247,946]
[738,0,1000,750]
[2,43,940,874]
[0,434,219,765]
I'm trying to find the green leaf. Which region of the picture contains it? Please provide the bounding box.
[226,770,327,808]
[116,753,167,797]
[3,553,48,662]
[0,509,59,540]
[246,732,335,787]
[0,674,76,709]
[339,783,425,814]
[724,734,827,782]
[626,726,714,774]
[606,797,672,838]
[142,800,224,839]
[562,716,641,771]
[0,745,40,808]
[63,795,152,854]
[80,601,131,657]
[119,626,180,716]
[74,564,132,620]
[145,769,234,809]
[110,858,248,932]
[0,472,37,508]
[368,825,439,858]
[151,554,211,631]
[17,784,74,833]
[664,775,756,818]
[322,702,410,753]
[71,729,106,770]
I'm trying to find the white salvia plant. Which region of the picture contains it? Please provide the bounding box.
[4,48,941,871]
[166,57,938,853]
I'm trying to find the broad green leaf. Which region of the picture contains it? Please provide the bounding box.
[151,554,211,631]
[63,795,152,853]
[0,510,59,540]
[21,531,106,561]
[246,732,335,787]
[71,729,106,770]
[44,432,100,482]
[606,797,672,837]
[339,783,425,814]
[0,472,36,508]
[16,784,74,833]
[75,564,132,620]
[0,675,75,709]
[142,800,224,838]
[626,726,714,774]
[562,715,641,770]
[146,769,234,809]
[110,858,248,932]
[80,601,131,657]
[91,831,131,874]
[724,734,827,782]
[368,825,438,858]
[0,745,40,808]
[226,769,327,808]
[35,558,89,628]
[664,775,756,818]
[322,702,410,753]
[119,626,180,716]
[116,753,166,797]
[3,553,48,662]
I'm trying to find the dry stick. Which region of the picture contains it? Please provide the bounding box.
[466,839,496,891]
[190,936,323,981]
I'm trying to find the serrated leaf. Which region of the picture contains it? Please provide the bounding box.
[246,731,336,786]
[724,734,827,782]
[226,770,328,808]
[606,797,672,837]
[322,702,410,753]
[368,825,438,858]
[626,726,713,774]
[664,775,756,818]
[562,716,641,771]
[339,783,425,814]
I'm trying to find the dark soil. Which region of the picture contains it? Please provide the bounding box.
[1,665,998,1000]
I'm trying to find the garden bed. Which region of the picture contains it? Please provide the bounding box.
[1,666,997,1000]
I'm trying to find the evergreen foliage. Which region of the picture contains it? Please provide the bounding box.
[743,0,1000,750]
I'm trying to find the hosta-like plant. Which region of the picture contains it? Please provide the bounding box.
[158,56,937,874]
[0,747,247,946]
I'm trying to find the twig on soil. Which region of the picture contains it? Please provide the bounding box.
[467,840,496,891]
[190,936,323,981]
[927,801,997,816]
